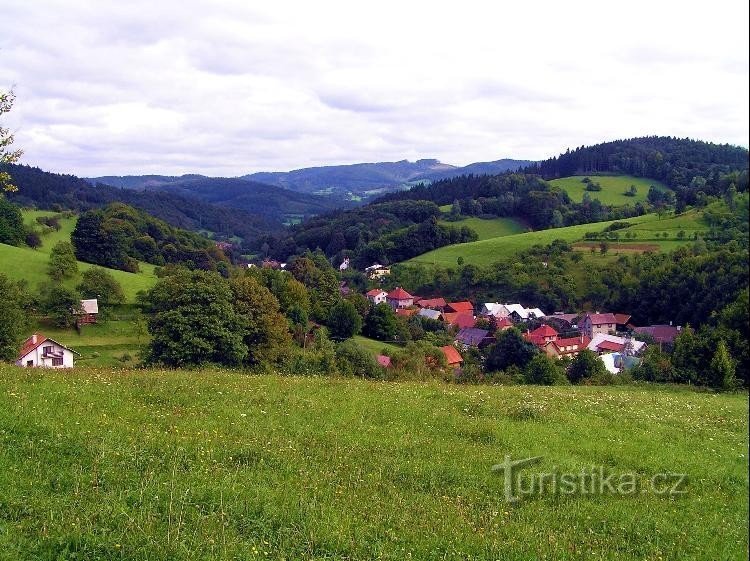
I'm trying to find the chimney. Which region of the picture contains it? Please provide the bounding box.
[669,320,673,326]
[31,334,37,344]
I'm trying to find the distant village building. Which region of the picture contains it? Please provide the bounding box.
[418,308,442,321]
[16,333,78,368]
[365,264,391,279]
[386,287,414,309]
[580,312,618,339]
[443,312,476,330]
[440,345,464,368]
[339,258,350,271]
[76,299,99,326]
[366,289,388,306]
[542,335,590,360]
[416,297,447,311]
[587,333,646,355]
[632,324,682,345]
[445,301,474,315]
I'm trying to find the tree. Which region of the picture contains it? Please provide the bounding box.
[335,340,381,379]
[365,303,399,341]
[1,90,23,192]
[523,353,567,385]
[567,349,607,384]
[48,241,79,281]
[230,275,292,365]
[485,328,537,372]
[0,195,24,245]
[143,270,247,367]
[38,283,82,328]
[709,340,736,390]
[0,274,29,361]
[77,267,125,306]
[327,300,362,340]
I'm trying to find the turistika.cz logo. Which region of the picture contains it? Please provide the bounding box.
[491,455,688,503]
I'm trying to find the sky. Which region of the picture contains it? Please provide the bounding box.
[1,0,748,177]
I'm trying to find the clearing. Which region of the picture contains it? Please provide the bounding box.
[549,175,670,206]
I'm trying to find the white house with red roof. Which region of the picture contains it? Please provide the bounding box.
[16,333,78,368]
[386,287,414,309]
[366,289,388,306]
[523,324,559,347]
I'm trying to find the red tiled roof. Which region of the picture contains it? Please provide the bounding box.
[416,297,446,309]
[376,355,392,368]
[387,287,413,300]
[555,336,589,348]
[633,325,681,344]
[613,314,631,325]
[366,289,385,297]
[446,301,473,313]
[17,333,48,360]
[583,312,618,325]
[596,340,624,352]
[440,345,463,365]
[443,312,475,329]
[495,317,513,329]
[530,325,558,338]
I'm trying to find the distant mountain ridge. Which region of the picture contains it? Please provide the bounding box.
[87,157,534,198]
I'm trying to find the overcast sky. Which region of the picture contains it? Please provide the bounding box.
[2,0,748,177]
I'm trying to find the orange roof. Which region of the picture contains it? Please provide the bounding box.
[443,312,475,329]
[495,317,513,329]
[395,308,418,318]
[613,313,631,325]
[440,345,463,365]
[416,297,446,309]
[387,287,413,300]
[17,333,78,361]
[597,340,624,352]
[446,301,473,313]
[366,288,385,297]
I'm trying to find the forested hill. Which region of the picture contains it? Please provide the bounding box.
[524,136,748,191]
[5,165,282,242]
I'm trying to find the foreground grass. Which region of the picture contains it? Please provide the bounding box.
[0,367,746,560]
[549,175,669,206]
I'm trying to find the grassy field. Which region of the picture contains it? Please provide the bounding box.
[438,217,528,241]
[549,175,669,206]
[0,368,746,560]
[1,211,158,302]
[352,335,402,356]
[409,213,667,267]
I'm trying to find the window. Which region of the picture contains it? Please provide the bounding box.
[26,360,33,367]
[43,345,53,355]
[52,358,63,366]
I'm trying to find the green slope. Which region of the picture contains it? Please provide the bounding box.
[549,175,669,205]
[1,211,157,302]
[438,216,528,241]
[0,368,746,560]
[409,213,667,266]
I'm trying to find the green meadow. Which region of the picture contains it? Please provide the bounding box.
[0,368,746,560]
[0,210,157,302]
[409,213,667,267]
[439,216,528,241]
[549,175,669,206]
[352,335,402,356]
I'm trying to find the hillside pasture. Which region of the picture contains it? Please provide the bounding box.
[549,175,669,206]
[438,216,528,240]
[0,368,746,560]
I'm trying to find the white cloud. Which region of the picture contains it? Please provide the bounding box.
[1,0,747,176]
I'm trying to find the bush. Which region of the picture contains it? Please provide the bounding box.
[335,340,382,379]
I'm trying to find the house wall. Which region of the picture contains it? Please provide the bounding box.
[368,293,387,305]
[388,297,413,309]
[582,318,616,339]
[16,343,74,368]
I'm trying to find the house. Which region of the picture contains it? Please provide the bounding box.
[524,324,558,347]
[418,308,442,321]
[546,312,580,328]
[493,317,514,331]
[613,314,631,331]
[76,299,99,325]
[16,333,79,368]
[376,355,392,368]
[440,345,464,368]
[443,312,476,330]
[632,324,682,345]
[365,264,391,279]
[505,304,546,322]
[455,327,492,348]
[339,258,350,271]
[445,301,474,315]
[386,287,414,309]
[580,312,618,339]
[480,302,511,318]
[366,289,388,306]
[395,308,418,318]
[587,333,645,355]
[416,297,447,311]
[543,335,590,359]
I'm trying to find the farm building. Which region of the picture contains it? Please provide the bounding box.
[16,333,78,369]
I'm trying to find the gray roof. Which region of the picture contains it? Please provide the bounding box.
[418,308,442,321]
